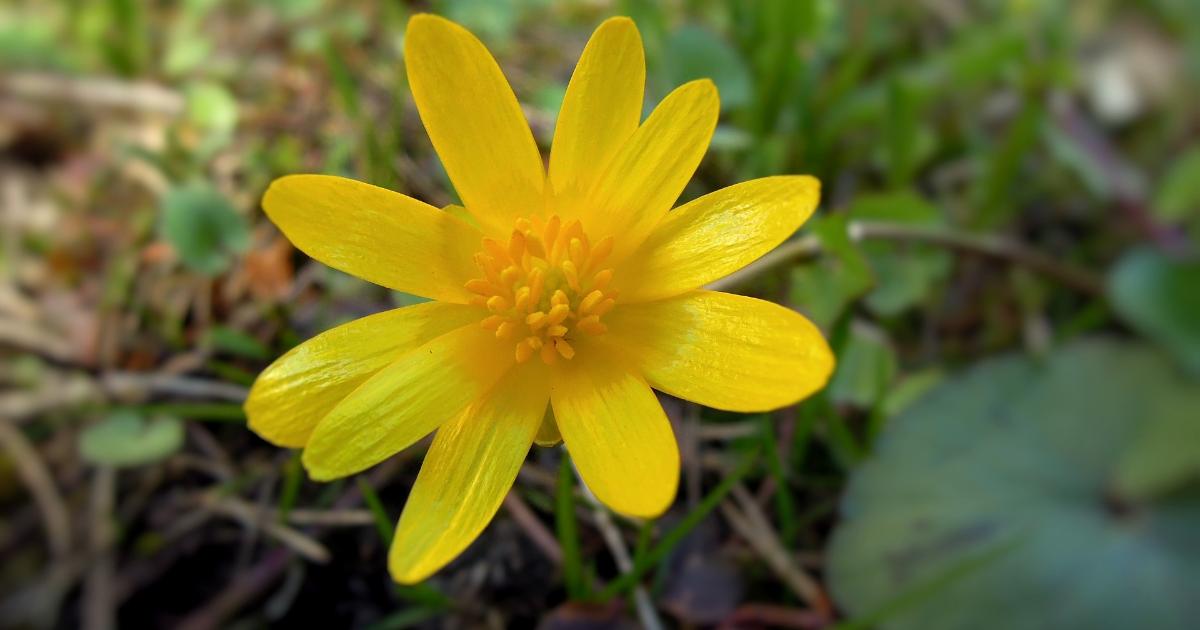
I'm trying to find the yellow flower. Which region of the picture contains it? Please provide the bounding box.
[246,14,834,583]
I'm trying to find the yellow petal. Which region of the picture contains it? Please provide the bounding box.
[606,290,834,412]
[302,324,513,480]
[262,175,481,302]
[615,176,821,302]
[389,363,548,583]
[405,14,544,237]
[551,347,679,517]
[582,79,719,263]
[548,17,644,199]
[246,302,481,448]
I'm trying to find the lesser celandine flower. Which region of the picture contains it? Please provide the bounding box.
[246,14,834,582]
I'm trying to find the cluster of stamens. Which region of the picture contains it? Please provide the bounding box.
[466,214,617,364]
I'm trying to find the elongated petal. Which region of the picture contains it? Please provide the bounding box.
[616,176,821,302]
[549,17,644,199]
[302,324,513,480]
[583,79,719,262]
[390,364,549,583]
[606,291,834,412]
[246,302,482,448]
[405,14,544,237]
[262,175,481,302]
[551,347,679,517]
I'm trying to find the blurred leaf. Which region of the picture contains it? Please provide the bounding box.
[165,32,211,76]
[972,102,1044,228]
[665,25,753,111]
[881,368,944,418]
[1109,248,1200,375]
[848,192,951,316]
[437,0,522,47]
[79,411,184,468]
[184,80,239,137]
[1155,146,1200,223]
[829,323,897,408]
[161,182,250,275]
[790,216,872,329]
[828,340,1200,630]
[204,325,270,359]
[1117,402,1200,500]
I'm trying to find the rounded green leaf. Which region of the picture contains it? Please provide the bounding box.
[160,182,250,275]
[828,340,1200,630]
[1109,248,1200,375]
[79,411,185,468]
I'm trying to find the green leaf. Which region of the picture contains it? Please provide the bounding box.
[184,80,239,137]
[79,411,184,468]
[204,325,269,359]
[848,192,951,317]
[828,323,897,408]
[790,216,872,329]
[828,340,1200,630]
[1155,146,1200,224]
[665,25,753,111]
[160,182,250,275]
[1108,248,1200,375]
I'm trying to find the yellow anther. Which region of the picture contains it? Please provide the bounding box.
[569,237,585,266]
[526,311,548,330]
[515,339,535,363]
[591,297,615,317]
[514,286,532,311]
[579,290,605,314]
[483,238,508,263]
[465,279,493,295]
[466,213,618,365]
[500,265,522,285]
[528,268,545,303]
[508,230,526,261]
[591,268,614,291]
[576,315,606,335]
[588,237,614,272]
[561,260,580,291]
[544,215,561,249]
[546,303,570,325]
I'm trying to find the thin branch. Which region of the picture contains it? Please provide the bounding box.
[707,220,1104,296]
[503,491,563,564]
[573,467,663,630]
[0,421,71,558]
[848,221,1105,295]
[721,484,832,620]
[0,72,184,116]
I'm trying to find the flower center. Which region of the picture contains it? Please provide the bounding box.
[465,214,617,364]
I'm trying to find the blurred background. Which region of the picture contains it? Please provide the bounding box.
[1,0,1198,628]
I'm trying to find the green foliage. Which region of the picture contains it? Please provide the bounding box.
[160,182,250,275]
[790,216,872,329]
[1109,248,1200,375]
[665,24,753,111]
[79,411,185,468]
[847,192,951,317]
[828,324,897,409]
[1155,146,1200,230]
[828,341,1200,630]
